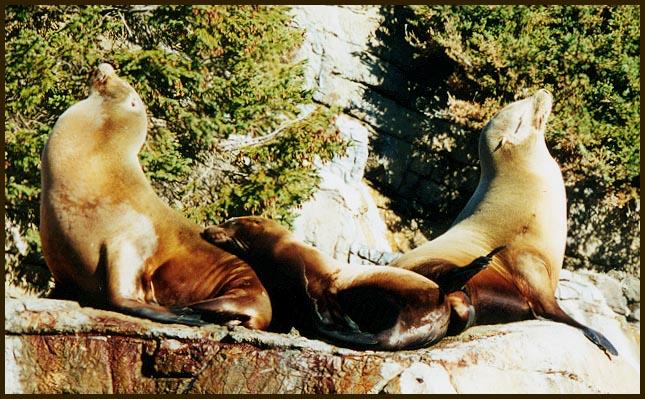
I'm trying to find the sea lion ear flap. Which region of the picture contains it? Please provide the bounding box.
[201,226,231,246]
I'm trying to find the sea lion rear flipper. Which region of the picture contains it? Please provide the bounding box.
[449,245,506,291]
[427,246,506,293]
[581,326,618,357]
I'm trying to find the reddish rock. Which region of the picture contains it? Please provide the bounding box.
[4,298,640,394]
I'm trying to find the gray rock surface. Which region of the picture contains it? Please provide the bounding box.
[566,196,640,276]
[292,113,392,263]
[571,270,630,317]
[622,275,641,303]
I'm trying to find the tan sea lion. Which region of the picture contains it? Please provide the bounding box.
[202,216,502,350]
[40,63,271,329]
[391,89,617,356]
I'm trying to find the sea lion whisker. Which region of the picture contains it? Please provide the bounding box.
[513,118,523,135]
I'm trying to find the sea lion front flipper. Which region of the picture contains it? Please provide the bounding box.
[111,298,207,326]
[306,286,378,346]
[515,250,619,357]
[314,323,378,347]
[532,310,618,357]
[310,296,378,347]
[168,305,208,324]
[104,246,207,326]
[186,293,272,331]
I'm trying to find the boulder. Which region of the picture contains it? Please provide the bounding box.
[292,114,392,263]
[556,269,640,372]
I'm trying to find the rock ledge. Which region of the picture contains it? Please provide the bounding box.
[5,297,639,394]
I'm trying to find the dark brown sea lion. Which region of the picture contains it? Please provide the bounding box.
[202,216,501,350]
[40,63,271,329]
[391,90,617,356]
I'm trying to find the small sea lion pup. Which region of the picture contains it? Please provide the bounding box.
[391,90,617,356]
[40,63,271,329]
[202,216,502,350]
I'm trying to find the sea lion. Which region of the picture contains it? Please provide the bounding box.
[391,89,618,356]
[202,216,502,350]
[40,63,271,329]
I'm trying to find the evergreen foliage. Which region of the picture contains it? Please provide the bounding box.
[408,5,640,204]
[4,5,345,293]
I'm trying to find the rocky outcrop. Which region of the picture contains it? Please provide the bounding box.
[290,4,640,277]
[292,114,392,263]
[558,269,640,326]
[566,194,640,276]
[5,295,639,394]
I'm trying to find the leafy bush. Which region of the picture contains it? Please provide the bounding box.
[407,5,640,204]
[4,5,345,294]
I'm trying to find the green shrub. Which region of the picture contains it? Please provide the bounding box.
[4,5,345,294]
[408,5,640,204]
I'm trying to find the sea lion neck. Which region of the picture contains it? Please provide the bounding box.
[273,239,330,279]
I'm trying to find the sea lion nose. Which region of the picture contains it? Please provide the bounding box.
[533,89,553,112]
[93,63,115,86]
[97,63,115,76]
[535,88,552,99]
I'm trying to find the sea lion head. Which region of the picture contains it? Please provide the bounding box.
[89,63,148,152]
[479,89,553,168]
[202,216,289,260]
